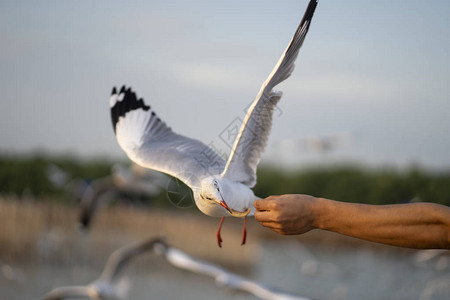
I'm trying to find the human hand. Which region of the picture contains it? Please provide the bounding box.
[254,194,319,235]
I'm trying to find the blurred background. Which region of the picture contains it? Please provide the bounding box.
[1,0,449,299]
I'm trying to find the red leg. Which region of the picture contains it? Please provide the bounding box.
[216,217,225,248]
[241,216,247,246]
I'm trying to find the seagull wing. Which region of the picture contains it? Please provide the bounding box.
[221,0,318,187]
[98,237,163,283]
[110,86,226,189]
[78,176,116,230]
[163,246,228,278]
[157,243,310,300]
[43,286,94,300]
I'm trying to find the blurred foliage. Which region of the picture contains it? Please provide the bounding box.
[0,153,175,208]
[254,165,450,206]
[0,153,111,197]
[0,153,449,206]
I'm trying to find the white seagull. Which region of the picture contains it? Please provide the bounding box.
[43,238,164,300]
[110,0,318,247]
[78,163,167,230]
[154,241,311,300]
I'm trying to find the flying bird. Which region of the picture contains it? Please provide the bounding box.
[78,163,167,230]
[43,237,163,300]
[154,241,311,300]
[44,238,311,300]
[110,0,318,247]
[273,131,353,155]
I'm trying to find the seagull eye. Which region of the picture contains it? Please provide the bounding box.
[201,194,213,201]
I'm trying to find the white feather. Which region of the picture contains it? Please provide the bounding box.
[221,17,315,187]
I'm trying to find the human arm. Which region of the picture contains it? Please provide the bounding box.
[254,194,450,249]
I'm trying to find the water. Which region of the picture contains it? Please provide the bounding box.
[1,238,448,300]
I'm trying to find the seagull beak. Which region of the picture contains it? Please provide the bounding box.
[215,189,232,214]
[218,199,232,214]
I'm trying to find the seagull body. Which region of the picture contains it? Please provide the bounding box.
[197,176,256,217]
[110,0,318,246]
[43,238,163,300]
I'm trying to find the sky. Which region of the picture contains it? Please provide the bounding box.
[1,0,450,170]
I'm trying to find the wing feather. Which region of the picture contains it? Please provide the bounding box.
[43,286,93,300]
[99,237,163,282]
[221,0,318,187]
[110,86,226,189]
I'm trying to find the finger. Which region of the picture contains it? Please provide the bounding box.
[259,223,287,235]
[254,197,277,211]
[270,228,287,235]
[254,210,279,222]
[254,210,269,222]
[259,221,282,229]
[254,199,266,211]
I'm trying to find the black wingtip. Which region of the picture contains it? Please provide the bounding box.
[78,212,91,231]
[285,0,318,54]
[110,86,151,133]
[300,0,318,27]
[112,87,117,95]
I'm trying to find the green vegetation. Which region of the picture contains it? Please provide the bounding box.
[255,165,450,205]
[0,153,112,197]
[0,153,449,206]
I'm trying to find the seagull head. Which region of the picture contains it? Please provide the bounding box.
[199,178,232,214]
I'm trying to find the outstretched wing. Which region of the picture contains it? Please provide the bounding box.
[99,237,164,282]
[43,286,94,300]
[78,176,116,230]
[221,0,318,187]
[155,241,310,300]
[110,86,226,190]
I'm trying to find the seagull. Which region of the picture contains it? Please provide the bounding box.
[45,163,91,204]
[43,237,164,300]
[44,238,311,300]
[273,131,353,155]
[78,163,167,230]
[78,175,117,230]
[111,163,168,196]
[110,0,318,247]
[154,241,311,300]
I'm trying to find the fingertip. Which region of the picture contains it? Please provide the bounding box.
[253,199,261,208]
[254,197,274,210]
